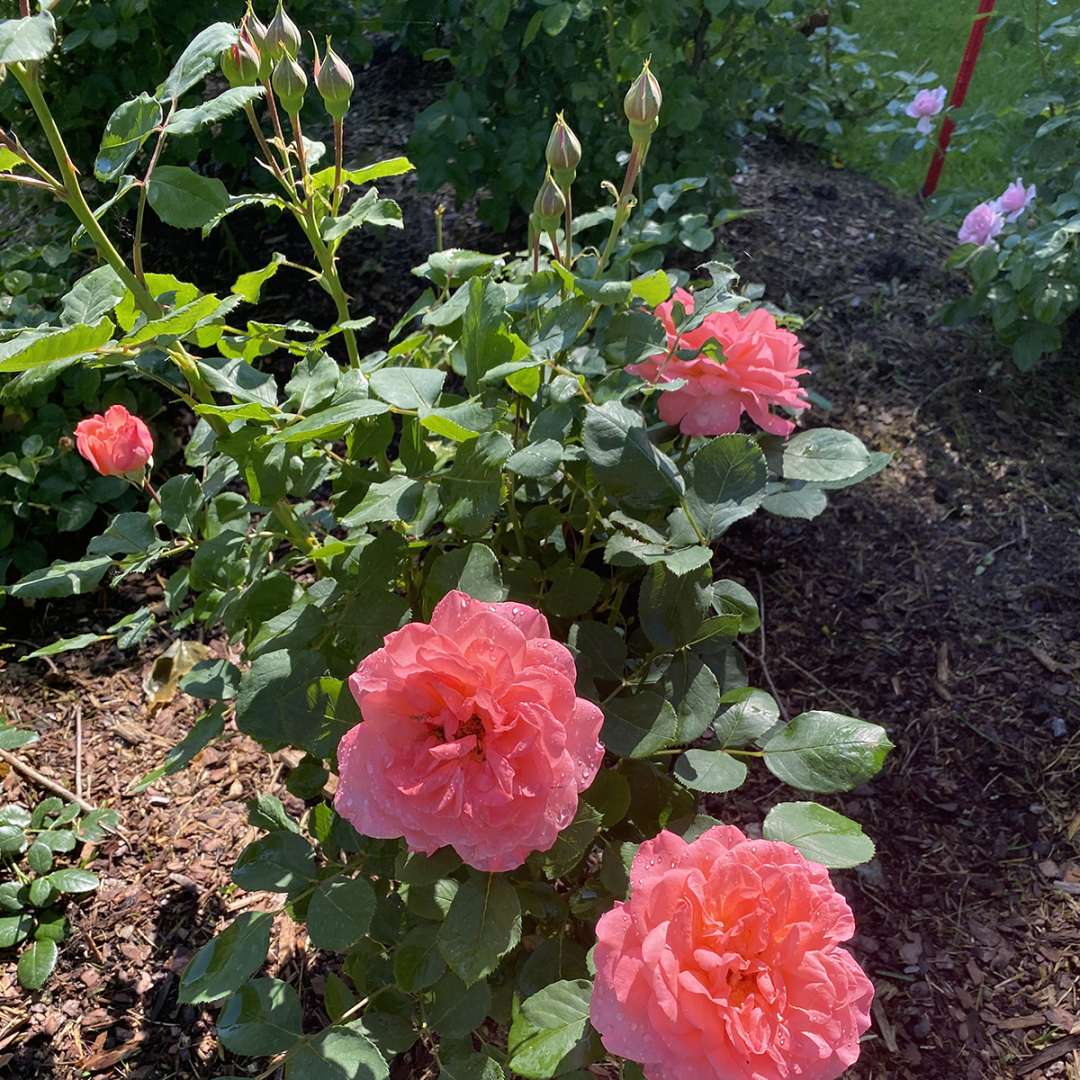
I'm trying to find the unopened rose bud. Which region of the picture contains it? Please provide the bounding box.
[272,55,307,115]
[545,111,581,186]
[220,34,260,88]
[266,3,301,60]
[532,170,566,232]
[315,40,354,120]
[246,10,274,80]
[624,59,662,143]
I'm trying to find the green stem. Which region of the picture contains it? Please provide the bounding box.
[133,103,174,285]
[15,65,162,318]
[295,205,360,367]
[272,499,315,555]
[244,101,293,197]
[678,496,708,547]
[262,78,297,189]
[332,117,344,216]
[290,110,310,196]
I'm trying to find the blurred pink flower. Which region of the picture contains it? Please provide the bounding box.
[958,202,1004,248]
[591,826,874,1080]
[74,405,153,478]
[627,288,809,437]
[905,86,947,135]
[993,177,1036,223]
[334,591,604,873]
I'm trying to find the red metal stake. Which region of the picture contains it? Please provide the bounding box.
[921,0,998,199]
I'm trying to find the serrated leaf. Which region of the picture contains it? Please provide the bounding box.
[782,428,870,483]
[308,878,376,951]
[311,155,415,191]
[47,868,98,894]
[179,911,273,1004]
[283,1021,388,1080]
[232,831,316,893]
[438,873,521,986]
[167,86,265,135]
[763,802,876,869]
[94,93,162,181]
[0,12,55,64]
[508,979,593,1079]
[0,319,114,373]
[148,166,230,229]
[602,692,679,759]
[218,977,303,1056]
[763,711,893,793]
[673,748,747,793]
[10,556,111,600]
[159,22,238,101]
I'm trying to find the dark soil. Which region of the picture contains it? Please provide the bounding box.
[2,49,1080,1080]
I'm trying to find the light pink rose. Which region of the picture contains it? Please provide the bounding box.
[334,591,604,873]
[957,201,1004,248]
[904,86,947,135]
[992,177,1036,223]
[627,288,810,437]
[591,827,874,1080]
[74,404,154,478]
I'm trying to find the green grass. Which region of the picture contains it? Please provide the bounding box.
[844,0,1069,197]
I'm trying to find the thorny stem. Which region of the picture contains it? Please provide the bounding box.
[143,478,162,508]
[13,65,162,318]
[19,0,29,17]
[133,102,175,284]
[562,184,574,267]
[0,125,62,189]
[262,78,297,188]
[244,101,293,196]
[290,111,310,197]
[297,206,361,367]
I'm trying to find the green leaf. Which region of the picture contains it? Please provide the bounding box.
[811,450,891,491]
[123,294,229,346]
[19,633,109,661]
[506,439,562,479]
[0,319,114,372]
[369,367,445,409]
[782,429,870,483]
[539,801,602,879]
[148,166,230,229]
[630,269,672,307]
[159,474,203,534]
[639,562,710,651]
[664,652,721,743]
[10,556,111,600]
[218,977,303,1056]
[232,252,286,304]
[0,724,37,751]
[673,748,747,793]
[311,156,415,191]
[321,188,403,241]
[761,484,828,520]
[0,913,33,948]
[714,688,779,748]
[26,842,53,874]
[441,431,513,536]
[60,267,126,326]
[324,971,357,1023]
[395,847,462,886]
[159,22,238,101]
[235,650,330,754]
[179,911,273,1004]
[461,278,515,393]
[130,705,226,792]
[0,12,55,64]
[763,802,876,869]
[441,1048,505,1080]
[17,939,57,991]
[47,868,99,894]
[76,808,121,842]
[673,434,767,542]
[543,565,604,620]
[87,512,157,556]
[28,878,53,907]
[763,711,893,793]
[508,979,593,1079]
[284,1021,388,1080]
[264,399,389,444]
[711,580,760,633]
[341,475,424,527]
[427,972,491,1038]
[167,86,265,135]
[180,659,241,700]
[232,831,317,893]
[422,543,507,616]
[308,878,376,951]
[0,825,27,854]
[583,402,683,509]
[94,93,162,181]
[394,924,446,991]
[438,873,522,986]
[602,692,679,759]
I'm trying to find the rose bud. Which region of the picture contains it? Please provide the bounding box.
[314,40,354,120]
[74,405,154,480]
[624,59,662,143]
[532,169,566,232]
[545,111,581,187]
[220,34,260,88]
[266,2,302,60]
[272,55,307,116]
[245,10,274,80]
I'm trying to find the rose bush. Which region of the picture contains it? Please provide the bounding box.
[2,6,892,1077]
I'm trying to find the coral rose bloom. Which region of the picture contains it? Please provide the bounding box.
[74,404,154,478]
[628,288,810,437]
[591,827,873,1080]
[334,590,604,873]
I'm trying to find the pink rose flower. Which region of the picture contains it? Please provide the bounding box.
[334,590,604,873]
[591,826,873,1080]
[904,86,947,135]
[957,201,1004,248]
[74,404,154,478]
[992,177,1036,223]
[627,288,810,437]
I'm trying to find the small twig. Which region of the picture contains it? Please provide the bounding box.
[0,747,96,813]
[75,704,83,800]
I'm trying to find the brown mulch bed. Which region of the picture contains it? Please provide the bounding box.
[2,64,1079,1080]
